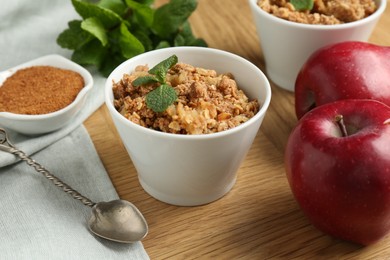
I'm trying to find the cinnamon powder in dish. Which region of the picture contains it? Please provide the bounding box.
[0,66,84,115]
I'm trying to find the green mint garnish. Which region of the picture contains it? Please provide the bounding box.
[134,55,178,113]
[146,84,178,113]
[148,54,178,82]
[132,75,159,86]
[290,0,314,11]
[56,0,207,77]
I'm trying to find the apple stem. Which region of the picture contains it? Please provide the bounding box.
[335,115,348,137]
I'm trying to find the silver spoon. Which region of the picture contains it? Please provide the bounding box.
[0,128,148,243]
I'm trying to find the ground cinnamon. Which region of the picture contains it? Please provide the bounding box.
[0,66,84,115]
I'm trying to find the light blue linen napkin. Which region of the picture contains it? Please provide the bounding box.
[0,0,149,258]
[0,126,149,259]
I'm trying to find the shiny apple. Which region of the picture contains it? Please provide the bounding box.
[285,99,390,245]
[295,41,390,119]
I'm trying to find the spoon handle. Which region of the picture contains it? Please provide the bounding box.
[0,128,96,208]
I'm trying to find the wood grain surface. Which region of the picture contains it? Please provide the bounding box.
[84,0,390,258]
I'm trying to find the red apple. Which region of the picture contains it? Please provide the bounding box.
[295,41,390,119]
[285,99,390,245]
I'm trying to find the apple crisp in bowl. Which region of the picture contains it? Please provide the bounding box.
[105,47,271,206]
[248,0,386,91]
[258,0,377,25]
[112,62,260,135]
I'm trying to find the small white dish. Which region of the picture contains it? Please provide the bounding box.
[0,54,93,135]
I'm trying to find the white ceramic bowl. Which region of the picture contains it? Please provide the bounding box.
[0,54,93,135]
[248,0,387,92]
[105,47,272,206]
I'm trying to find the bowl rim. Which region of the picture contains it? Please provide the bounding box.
[0,54,93,121]
[105,46,272,140]
[248,0,387,30]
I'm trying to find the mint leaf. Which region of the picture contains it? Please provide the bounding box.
[98,0,127,16]
[174,35,185,46]
[146,84,178,113]
[186,38,207,47]
[152,0,197,39]
[132,29,154,51]
[290,0,314,11]
[174,21,207,47]
[81,17,108,46]
[118,23,145,58]
[155,41,171,49]
[71,0,122,28]
[99,54,125,77]
[149,54,178,82]
[71,39,108,67]
[133,75,159,86]
[134,0,154,4]
[57,20,93,49]
[125,0,154,27]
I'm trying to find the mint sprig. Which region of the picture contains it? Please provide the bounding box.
[290,0,314,11]
[134,55,178,113]
[57,0,207,77]
[146,85,177,113]
[149,54,178,82]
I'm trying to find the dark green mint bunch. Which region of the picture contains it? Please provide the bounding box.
[57,0,207,76]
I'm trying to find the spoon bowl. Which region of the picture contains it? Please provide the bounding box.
[88,200,148,243]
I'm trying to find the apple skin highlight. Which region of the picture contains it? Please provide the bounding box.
[294,41,390,119]
[285,99,390,245]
